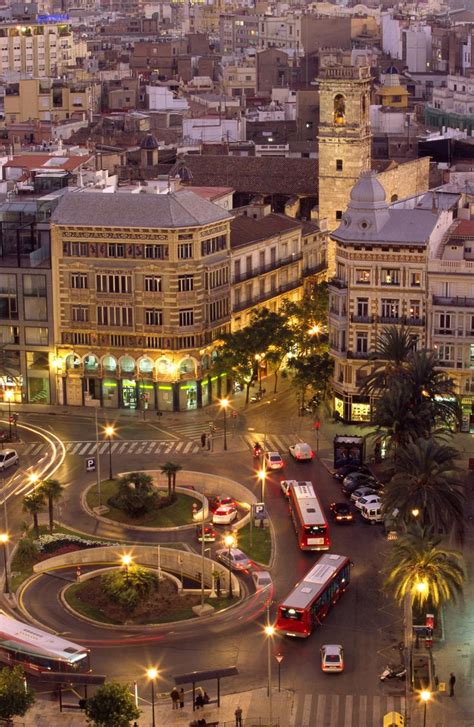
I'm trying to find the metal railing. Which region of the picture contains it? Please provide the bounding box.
[433,295,474,307]
[233,253,302,283]
[232,279,301,312]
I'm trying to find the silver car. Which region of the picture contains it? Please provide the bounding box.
[216,547,253,573]
[0,449,19,471]
[251,570,273,590]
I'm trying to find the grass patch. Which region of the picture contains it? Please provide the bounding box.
[86,480,200,528]
[64,577,238,625]
[237,523,272,565]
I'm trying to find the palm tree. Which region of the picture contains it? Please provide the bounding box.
[38,479,64,533]
[22,491,46,537]
[160,463,182,499]
[371,380,427,455]
[404,350,461,430]
[361,325,414,395]
[385,525,464,650]
[383,438,465,542]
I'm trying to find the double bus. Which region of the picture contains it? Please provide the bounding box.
[0,612,90,676]
[275,553,351,637]
[288,481,330,550]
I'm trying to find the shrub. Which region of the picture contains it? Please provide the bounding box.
[101,565,155,611]
[34,533,119,553]
[109,472,159,518]
[15,538,39,566]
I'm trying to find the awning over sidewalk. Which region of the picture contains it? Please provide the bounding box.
[174,666,239,710]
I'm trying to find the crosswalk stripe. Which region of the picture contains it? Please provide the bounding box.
[372,695,381,726]
[182,442,193,454]
[288,694,298,727]
[110,442,120,453]
[31,443,44,455]
[301,693,312,727]
[315,694,325,726]
[344,695,353,727]
[78,443,90,455]
[119,442,128,453]
[359,694,367,727]
[174,441,184,453]
[127,442,137,453]
[98,443,109,455]
[71,442,82,455]
[135,443,147,454]
[330,694,340,727]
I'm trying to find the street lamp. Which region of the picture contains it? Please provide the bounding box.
[121,554,133,574]
[224,533,235,598]
[420,689,431,727]
[0,532,9,593]
[220,398,229,451]
[146,667,159,727]
[308,324,321,336]
[104,425,115,481]
[412,508,420,518]
[4,389,13,441]
[264,624,275,727]
[416,580,428,597]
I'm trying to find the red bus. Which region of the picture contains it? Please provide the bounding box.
[275,553,351,637]
[288,482,330,550]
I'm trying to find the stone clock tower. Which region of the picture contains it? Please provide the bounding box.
[317,65,372,272]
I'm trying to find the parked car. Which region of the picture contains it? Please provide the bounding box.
[252,570,273,590]
[320,644,344,673]
[196,524,217,542]
[360,503,384,524]
[212,506,238,525]
[342,475,381,495]
[349,485,381,502]
[265,451,284,470]
[354,494,382,511]
[333,463,372,481]
[289,442,314,461]
[216,547,252,573]
[0,449,19,472]
[329,502,353,523]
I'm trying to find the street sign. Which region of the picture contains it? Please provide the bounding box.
[253,503,266,520]
[85,457,96,472]
[275,654,284,664]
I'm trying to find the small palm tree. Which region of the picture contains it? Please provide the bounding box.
[22,491,46,537]
[405,350,461,429]
[361,326,414,395]
[160,462,182,498]
[385,525,464,651]
[384,438,465,542]
[371,380,427,455]
[38,479,64,533]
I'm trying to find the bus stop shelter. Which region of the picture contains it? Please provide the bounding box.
[174,666,238,711]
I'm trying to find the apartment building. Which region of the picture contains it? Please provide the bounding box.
[221,62,256,98]
[50,189,233,412]
[4,78,101,124]
[0,18,81,77]
[328,172,454,422]
[426,72,474,133]
[219,13,259,55]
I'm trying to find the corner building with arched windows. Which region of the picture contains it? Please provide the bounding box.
[50,190,232,411]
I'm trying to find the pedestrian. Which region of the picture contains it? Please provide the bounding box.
[201,432,206,448]
[207,434,213,451]
[195,692,204,710]
[179,687,185,709]
[170,686,180,710]
[449,672,456,696]
[235,705,243,726]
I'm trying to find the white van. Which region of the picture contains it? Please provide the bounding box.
[360,502,383,524]
[289,442,314,461]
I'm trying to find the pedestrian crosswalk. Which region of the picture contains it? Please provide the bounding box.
[20,439,201,458]
[288,692,406,727]
[162,419,224,440]
[241,432,301,454]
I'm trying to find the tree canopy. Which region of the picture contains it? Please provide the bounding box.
[0,666,35,721]
[85,682,140,727]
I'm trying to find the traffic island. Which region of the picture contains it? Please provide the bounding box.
[63,569,238,626]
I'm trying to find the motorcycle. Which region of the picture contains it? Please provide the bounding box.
[253,443,263,458]
[380,665,407,681]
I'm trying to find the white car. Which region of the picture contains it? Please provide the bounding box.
[212,505,238,525]
[252,570,273,590]
[265,451,284,470]
[216,547,252,572]
[0,449,19,471]
[289,442,314,461]
[354,494,382,511]
[320,644,344,673]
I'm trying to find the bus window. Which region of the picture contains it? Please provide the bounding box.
[280,608,303,621]
[304,525,327,536]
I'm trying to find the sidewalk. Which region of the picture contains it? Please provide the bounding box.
[15,686,288,727]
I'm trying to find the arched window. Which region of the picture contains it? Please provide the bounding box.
[179,357,196,377]
[84,354,99,373]
[65,353,81,370]
[334,94,346,125]
[102,355,117,374]
[156,357,172,377]
[139,357,154,375]
[120,355,135,374]
[391,194,398,202]
[201,354,210,372]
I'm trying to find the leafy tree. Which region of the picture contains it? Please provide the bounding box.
[385,525,464,648]
[102,565,155,611]
[0,665,35,723]
[213,327,260,404]
[160,462,182,498]
[38,478,64,533]
[250,308,291,393]
[282,283,329,353]
[285,351,333,409]
[383,438,465,542]
[85,682,140,727]
[22,490,46,537]
[110,472,158,517]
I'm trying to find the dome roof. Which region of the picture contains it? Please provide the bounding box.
[350,171,386,206]
[140,133,159,150]
[385,64,399,75]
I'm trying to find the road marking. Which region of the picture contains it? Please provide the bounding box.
[70,442,82,455]
[386,697,394,714]
[146,422,179,440]
[78,443,90,456]
[174,441,184,453]
[315,694,325,725]
[118,442,128,453]
[111,442,120,453]
[127,442,138,453]
[182,442,193,454]
[31,444,44,456]
[301,694,312,726]
[98,443,109,455]
[372,695,381,726]
[344,695,353,727]
[359,694,367,726]
[329,694,340,727]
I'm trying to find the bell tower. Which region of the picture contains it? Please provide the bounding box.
[317,65,372,271]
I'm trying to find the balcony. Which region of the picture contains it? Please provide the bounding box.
[351,315,373,324]
[406,317,424,326]
[233,252,302,283]
[347,350,371,360]
[329,277,347,290]
[432,295,474,308]
[232,278,301,313]
[381,281,400,286]
[303,261,326,276]
[379,316,403,324]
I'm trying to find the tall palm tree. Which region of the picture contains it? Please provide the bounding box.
[160,463,182,499]
[405,350,461,430]
[38,479,64,533]
[22,491,46,537]
[383,438,465,542]
[361,325,414,395]
[385,525,464,650]
[371,380,427,455]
